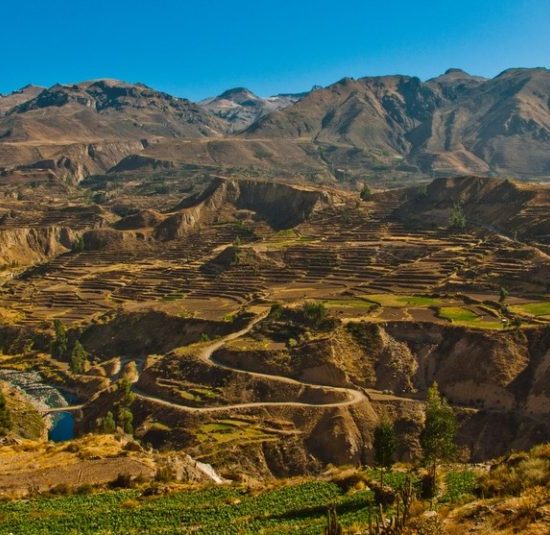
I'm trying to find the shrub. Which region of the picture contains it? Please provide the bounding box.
[155,465,177,483]
[71,236,85,253]
[302,301,327,325]
[75,484,94,495]
[269,303,284,320]
[448,202,466,230]
[48,483,72,496]
[109,473,134,489]
[101,411,116,434]
[360,185,372,201]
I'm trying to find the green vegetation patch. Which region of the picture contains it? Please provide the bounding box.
[161,291,187,302]
[263,229,316,250]
[0,481,376,534]
[437,306,503,329]
[438,306,478,322]
[197,418,278,447]
[323,298,376,311]
[441,470,478,503]
[510,301,550,317]
[363,294,442,308]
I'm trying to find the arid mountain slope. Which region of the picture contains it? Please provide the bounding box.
[0,85,44,115]
[2,68,550,184]
[246,68,550,179]
[2,79,223,143]
[0,79,225,180]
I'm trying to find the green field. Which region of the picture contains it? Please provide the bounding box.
[437,306,503,329]
[510,301,550,317]
[323,298,376,311]
[0,481,375,535]
[362,294,442,308]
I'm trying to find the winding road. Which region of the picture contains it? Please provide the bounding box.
[57,311,419,416]
[132,310,379,413]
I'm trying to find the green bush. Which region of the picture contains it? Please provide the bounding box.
[302,301,327,325]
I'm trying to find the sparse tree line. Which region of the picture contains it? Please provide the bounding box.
[99,378,135,436]
[50,319,89,373]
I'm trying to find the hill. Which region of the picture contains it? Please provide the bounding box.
[0,84,44,115]
[0,79,225,180]
[246,67,550,180]
[2,68,550,184]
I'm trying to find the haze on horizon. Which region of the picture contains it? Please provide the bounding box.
[2,0,550,100]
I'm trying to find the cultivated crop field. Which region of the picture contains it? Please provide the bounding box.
[0,481,372,535]
[0,468,478,534]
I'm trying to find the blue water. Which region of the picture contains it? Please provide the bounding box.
[48,412,75,442]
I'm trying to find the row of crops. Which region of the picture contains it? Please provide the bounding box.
[0,481,371,534]
[0,469,477,534]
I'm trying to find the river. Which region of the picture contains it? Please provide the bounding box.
[0,369,76,442]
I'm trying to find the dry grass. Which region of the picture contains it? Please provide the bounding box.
[443,444,550,534]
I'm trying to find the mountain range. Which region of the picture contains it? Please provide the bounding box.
[1,67,550,183]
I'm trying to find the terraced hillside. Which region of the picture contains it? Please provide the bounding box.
[0,174,549,478]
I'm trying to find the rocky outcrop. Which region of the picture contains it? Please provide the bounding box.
[0,226,75,266]
[108,154,175,174]
[305,408,363,465]
[113,209,164,230]
[155,177,335,239]
[395,176,550,241]
[384,321,550,416]
[79,311,249,359]
[4,140,150,182]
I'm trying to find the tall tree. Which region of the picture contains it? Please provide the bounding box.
[420,382,457,500]
[69,341,88,374]
[373,417,397,484]
[50,319,68,359]
[117,407,134,435]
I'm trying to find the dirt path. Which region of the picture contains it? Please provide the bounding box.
[132,310,387,413]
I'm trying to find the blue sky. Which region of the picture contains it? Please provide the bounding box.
[1,0,549,100]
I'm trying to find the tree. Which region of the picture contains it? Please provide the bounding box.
[448,202,466,230]
[101,411,116,434]
[420,383,457,500]
[360,185,372,201]
[116,378,136,407]
[499,286,509,303]
[373,417,397,484]
[50,319,68,359]
[0,391,12,436]
[71,236,85,253]
[117,407,134,435]
[69,341,88,374]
